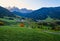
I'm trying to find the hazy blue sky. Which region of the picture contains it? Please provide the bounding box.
[0,0,60,10]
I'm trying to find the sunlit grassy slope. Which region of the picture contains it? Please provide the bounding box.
[0,18,60,41]
[0,26,60,41]
[0,18,16,22]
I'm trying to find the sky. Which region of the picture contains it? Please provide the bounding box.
[0,0,60,10]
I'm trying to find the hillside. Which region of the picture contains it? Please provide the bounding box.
[0,6,16,18]
[0,6,60,41]
[11,7,60,21]
[0,26,60,41]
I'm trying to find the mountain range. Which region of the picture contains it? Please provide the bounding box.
[27,7,60,20]
[0,6,16,18]
[0,6,60,21]
[7,7,33,13]
[9,7,60,20]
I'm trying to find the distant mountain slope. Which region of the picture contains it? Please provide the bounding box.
[47,7,60,20]
[7,7,33,13]
[12,11,27,17]
[12,7,60,21]
[7,6,60,21]
[27,7,60,20]
[27,8,48,20]
[0,6,16,18]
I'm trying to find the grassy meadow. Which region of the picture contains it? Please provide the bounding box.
[0,26,60,41]
[0,18,60,41]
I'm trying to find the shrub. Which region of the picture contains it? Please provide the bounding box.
[55,26,60,31]
[0,22,4,25]
[20,23,24,27]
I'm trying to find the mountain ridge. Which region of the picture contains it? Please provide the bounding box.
[12,6,60,21]
[7,7,33,13]
[0,6,60,21]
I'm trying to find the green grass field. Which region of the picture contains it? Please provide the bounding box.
[0,26,60,41]
[0,18,60,41]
